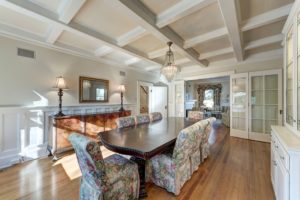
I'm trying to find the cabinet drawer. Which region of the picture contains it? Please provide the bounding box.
[274,137,290,171]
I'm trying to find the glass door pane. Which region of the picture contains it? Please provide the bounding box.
[265,75,279,134]
[232,77,247,131]
[298,17,300,130]
[286,28,294,125]
[251,76,264,133]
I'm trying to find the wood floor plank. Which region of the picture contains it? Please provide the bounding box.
[0,124,275,200]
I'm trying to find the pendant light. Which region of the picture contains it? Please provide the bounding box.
[161,41,178,82]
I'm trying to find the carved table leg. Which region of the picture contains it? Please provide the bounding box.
[130,156,147,198]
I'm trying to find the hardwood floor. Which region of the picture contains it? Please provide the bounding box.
[0,125,275,200]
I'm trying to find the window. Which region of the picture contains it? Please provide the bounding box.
[203,89,214,108]
[96,88,105,100]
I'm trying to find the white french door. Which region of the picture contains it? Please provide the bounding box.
[230,70,282,142]
[249,70,282,142]
[230,73,249,139]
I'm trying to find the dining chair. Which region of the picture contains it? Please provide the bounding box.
[68,133,140,200]
[147,124,200,195]
[135,114,150,125]
[187,111,204,120]
[115,116,136,128]
[149,112,163,122]
[200,117,216,162]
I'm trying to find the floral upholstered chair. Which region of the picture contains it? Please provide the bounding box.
[115,116,136,128]
[200,117,216,162]
[68,133,140,200]
[147,124,200,195]
[135,114,150,125]
[188,111,204,120]
[149,112,163,122]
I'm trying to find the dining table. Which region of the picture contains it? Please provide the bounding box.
[99,117,200,198]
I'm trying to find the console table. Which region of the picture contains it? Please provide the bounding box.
[48,110,131,159]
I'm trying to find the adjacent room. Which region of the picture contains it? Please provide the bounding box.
[0,0,299,199]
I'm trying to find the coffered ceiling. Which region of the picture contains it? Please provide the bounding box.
[0,0,294,73]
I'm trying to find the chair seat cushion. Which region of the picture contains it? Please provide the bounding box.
[103,154,140,199]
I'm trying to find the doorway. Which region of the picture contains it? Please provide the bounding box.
[137,81,168,117]
[140,85,149,114]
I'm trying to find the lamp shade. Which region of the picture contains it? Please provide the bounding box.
[53,76,68,90]
[118,85,126,93]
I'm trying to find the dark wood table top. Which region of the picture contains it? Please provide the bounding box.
[99,117,199,159]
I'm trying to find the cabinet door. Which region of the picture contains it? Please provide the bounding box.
[271,147,276,191]
[230,73,248,139]
[286,27,294,126]
[276,157,289,200]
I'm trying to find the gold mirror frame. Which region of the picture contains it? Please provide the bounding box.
[79,76,109,103]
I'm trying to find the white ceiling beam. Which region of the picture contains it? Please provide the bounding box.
[199,47,233,59]
[183,27,227,48]
[241,4,293,32]
[45,25,63,44]
[180,48,283,75]
[146,58,191,71]
[111,0,209,67]
[117,26,147,47]
[58,0,86,23]
[148,47,168,59]
[0,22,148,72]
[156,0,216,28]
[176,58,190,65]
[124,57,141,65]
[0,0,162,66]
[45,0,87,44]
[94,46,113,57]
[245,34,283,50]
[218,0,244,61]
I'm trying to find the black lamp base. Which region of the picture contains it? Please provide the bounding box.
[54,111,65,117]
[119,107,125,112]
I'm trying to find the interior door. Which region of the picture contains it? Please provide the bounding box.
[150,86,168,118]
[230,73,249,139]
[249,70,282,142]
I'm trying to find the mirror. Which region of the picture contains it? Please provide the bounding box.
[79,76,109,103]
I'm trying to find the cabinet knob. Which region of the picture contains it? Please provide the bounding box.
[275,145,279,149]
[273,161,277,166]
[280,156,285,160]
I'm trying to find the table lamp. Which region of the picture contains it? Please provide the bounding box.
[118,84,125,112]
[53,76,68,117]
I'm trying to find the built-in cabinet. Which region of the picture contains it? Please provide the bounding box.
[271,126,300,200]
[230,70,282,142]
[270,2,300,199]
[283,2,300,135]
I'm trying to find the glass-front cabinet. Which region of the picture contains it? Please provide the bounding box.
[283,11,300,135]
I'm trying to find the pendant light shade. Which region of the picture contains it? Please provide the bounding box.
[161,42,178,82]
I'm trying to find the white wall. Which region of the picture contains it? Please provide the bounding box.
[0,36,160,107]
[0,36,161,168]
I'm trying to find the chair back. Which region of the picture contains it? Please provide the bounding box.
[116,116,136,128]
[135,114,150,125]
[188,111,203,120]
[68,133,107,188]
[197,117,215,144]
[172,124,200,166]
[149,112,163,122]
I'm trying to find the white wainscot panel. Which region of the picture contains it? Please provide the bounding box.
[0,112,21,168]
